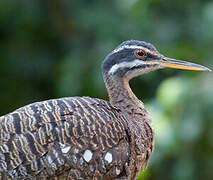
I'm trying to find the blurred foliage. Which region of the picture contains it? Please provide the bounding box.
[0,0,213,179]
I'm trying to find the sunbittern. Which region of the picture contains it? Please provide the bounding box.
[0,40,210,179]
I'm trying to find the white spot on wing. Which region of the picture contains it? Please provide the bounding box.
[59,142,71,153]
[104,151,112,164]
[83,150,93,162]
[61,146,71,153]
[116,167,121,175]
[59,142,65,148]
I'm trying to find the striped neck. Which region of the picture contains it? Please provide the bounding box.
[103,73,153,158]
[103,74,144,113]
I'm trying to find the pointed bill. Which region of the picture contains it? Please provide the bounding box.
[152,57,211,71]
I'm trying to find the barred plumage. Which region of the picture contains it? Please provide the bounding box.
[0,97,131,179]
[0,40,209,179]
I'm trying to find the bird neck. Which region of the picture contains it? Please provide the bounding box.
[103,74,149,122]
[104,74,153,163]
[104,76,137,107]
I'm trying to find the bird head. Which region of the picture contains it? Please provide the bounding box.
[102,40,211,80]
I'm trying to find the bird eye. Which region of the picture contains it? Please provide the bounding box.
[135,49,146,58]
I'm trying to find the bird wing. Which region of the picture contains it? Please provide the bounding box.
[0,97,130,179]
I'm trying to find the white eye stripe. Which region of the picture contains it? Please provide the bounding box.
[108,60,145,75]
[112,45,152,55]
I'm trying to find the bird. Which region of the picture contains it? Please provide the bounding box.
[0,40,210,180]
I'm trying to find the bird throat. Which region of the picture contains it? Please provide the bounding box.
[104,74,152,135]
[104,74,154,172]
[104,75,147,116]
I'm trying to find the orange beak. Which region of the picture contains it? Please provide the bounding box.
[152,57,211,71]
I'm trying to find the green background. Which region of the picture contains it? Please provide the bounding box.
[0,0,213,179]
